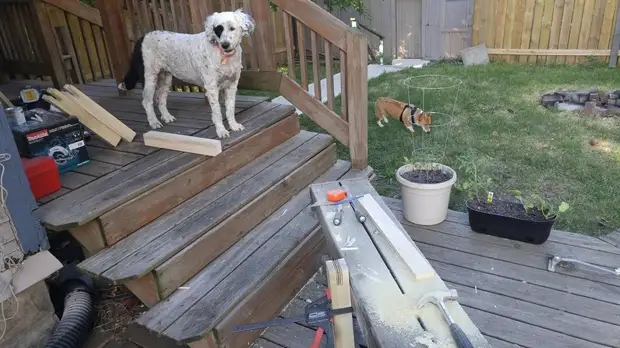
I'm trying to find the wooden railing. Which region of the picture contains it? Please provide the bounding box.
[0,0,112,85]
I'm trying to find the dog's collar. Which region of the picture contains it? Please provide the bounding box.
[399,104,418,124]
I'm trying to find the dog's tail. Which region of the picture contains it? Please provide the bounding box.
[118,36,145,91]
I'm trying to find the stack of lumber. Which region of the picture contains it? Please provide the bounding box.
[43,85,222,156]
[43,85,136,146]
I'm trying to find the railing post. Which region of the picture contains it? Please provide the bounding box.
[97,0,131,94]
[346,30,368,169]
[30,0,67,88]
[249,0,276,71]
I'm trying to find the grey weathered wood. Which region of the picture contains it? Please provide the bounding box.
[310,178,489,348]
[600,231,620,248]
[101,134,331,282]
[137,160,351,332]
[449,282,620,347]
[36,102,293,230]
[84,146,143,166]
[0,108,48,252]
[610,0,620,67]
[404,221,620,288]
[79,131,318,276]
[60,171,97,190]
[72,160,122,177]
[161,202,324,341]
[428,254,620,326]
[262,323,325,348]
[251,338,286,348]
[87,136,157,156]
[37,188,71,205]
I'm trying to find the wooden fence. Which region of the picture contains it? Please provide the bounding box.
[472,0,620,64]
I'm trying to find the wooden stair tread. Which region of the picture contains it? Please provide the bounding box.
[134,160,353,344]
[35,102,295,230]
[78,131,333,282]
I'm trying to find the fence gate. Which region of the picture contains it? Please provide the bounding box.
[420,0,472,59]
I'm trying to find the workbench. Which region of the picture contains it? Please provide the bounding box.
[310,178,490,348]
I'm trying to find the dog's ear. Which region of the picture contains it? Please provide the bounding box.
[234,9,255,36]
[204,12,219,36]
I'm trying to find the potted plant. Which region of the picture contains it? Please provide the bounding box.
[396,158,457,225]
[455,154,569,244]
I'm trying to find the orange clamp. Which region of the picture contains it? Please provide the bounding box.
[327,189,347,203]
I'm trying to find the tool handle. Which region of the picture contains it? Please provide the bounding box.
[333,210,343,226]
[309,327,324,348]
[450,323,474,348]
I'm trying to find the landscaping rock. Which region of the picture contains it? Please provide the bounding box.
[606,105,620,115]
[556,102,584,112]
[584,101,608,116]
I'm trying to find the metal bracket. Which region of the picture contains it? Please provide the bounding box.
[548,255,620,276]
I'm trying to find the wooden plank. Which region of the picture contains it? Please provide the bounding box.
[310,30,321,100]
[73,160,122,177]
[282,11,296,81]
[346,31,368,169]
[99,134,333,283]
[42,0,102,26]
[587,0,606,50]
[250,0,276,70]
[61,171,97,189]
[310,178,490,348]
[65,85,136,141]
[599,0,617,51]
[78,132,319,276]
[538,0,556,63]
[162,209,326,342]
[528,0,546,63]
[261,323,322,348]
[143,131,222,156]
[69,220,106,253]
[608,0,620,66]
[37,102,289,231]
[576,0,595,63]
[88,136,156,155]
[99,114,299,245]
[600,231,620,248]
[37,187,71,205]
[81,20,103,80]
[271,0,348,50]
[450,281,620,347]
[501,0,518,62]
[154,143,336,298]
[238,71,282,92]
[96,0,131,89]
[357,194,435,280]
[325,41,335,110]
[279,75,349,146]
[136,160,350,330]
[86,147,142,166]
[519,0,537,63]
[296,20,308,90]
[325,259,354,348]
[31,1,67,87]
[494,0,508,50]
[125,272,160,308]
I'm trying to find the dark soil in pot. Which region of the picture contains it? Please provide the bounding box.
[401,169,453,184]
[468,199,549,221]
[466,199,555,244]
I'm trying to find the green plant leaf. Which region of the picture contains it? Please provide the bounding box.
[558,202,570,213]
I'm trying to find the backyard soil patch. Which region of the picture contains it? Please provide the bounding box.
[401,169,453,184]
[468,199,548,221]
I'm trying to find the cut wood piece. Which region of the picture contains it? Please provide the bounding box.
[69,220,106,254]
[0,90,13,107]
[143,131,222,156]
[325,259,355,348]
[357,194,435,280]
[125,272,160,308]
[44,89,122,147]
[64,85,136,142]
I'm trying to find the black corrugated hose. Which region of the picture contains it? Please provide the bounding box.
[44,280,93,348]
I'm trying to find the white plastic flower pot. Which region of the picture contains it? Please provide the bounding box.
[396,163,457,225]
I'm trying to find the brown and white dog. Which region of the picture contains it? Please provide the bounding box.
[375,97,432,133]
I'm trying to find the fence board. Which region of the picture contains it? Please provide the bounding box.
[474,0,620,64]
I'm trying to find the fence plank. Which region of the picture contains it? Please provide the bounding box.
[282,11,295,80]
[577,0,596,62]
[566,0,585,64]
[297,21,308,89]
[472,0,482,45]
[528,0,545,62]
[518,0,536,63]
[485,0,496,47]
[494,0,508,49]
[538,0,556,63]
[250,0,276,71]
[31,1,67,87]
[599,0,617,50]
[547,0,565,63]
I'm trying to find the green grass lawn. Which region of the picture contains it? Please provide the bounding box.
[301,60,620,235]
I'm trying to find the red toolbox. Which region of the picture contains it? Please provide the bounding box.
[21,156,61,200]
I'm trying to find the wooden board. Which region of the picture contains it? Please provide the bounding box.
[325,259,355,348]
[136,160,351,332]
[99,115,300,245]
[309,178,490,348]
[143,131,222,156]
[357,194,435,280]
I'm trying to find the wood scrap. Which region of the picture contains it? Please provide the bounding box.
[0,90,13,107]
[44,89,121,146]
[63,85,136,142]
[143,131,222,156]
[325,259,355,348]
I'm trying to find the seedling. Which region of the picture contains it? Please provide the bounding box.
[511,190,570,219]
[454,152,493,202]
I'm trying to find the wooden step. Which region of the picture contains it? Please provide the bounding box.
[36,102,298,253]
[132,160,355,347]
[78,132,336,306]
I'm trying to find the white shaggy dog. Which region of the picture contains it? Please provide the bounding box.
[118,10,255,138]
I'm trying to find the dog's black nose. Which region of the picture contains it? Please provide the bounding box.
[221,41,230,50]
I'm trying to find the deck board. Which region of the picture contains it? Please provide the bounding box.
[0,78,291,230]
